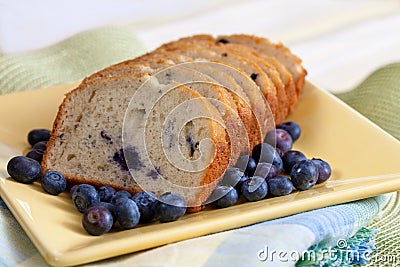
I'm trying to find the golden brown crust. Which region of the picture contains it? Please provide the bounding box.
[217,34,307,103]
[154,43,276,132]
[86,52,192,81]
[156,39,281,124]
[212,42,289,123]
[188,125,231,213]
[41,78,89,175]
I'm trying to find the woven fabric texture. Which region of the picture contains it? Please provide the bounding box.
[336,63,400,266]
[0,26,146,95]
[336,63,400,140]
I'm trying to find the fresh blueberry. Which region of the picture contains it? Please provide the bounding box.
[90,202,117,222]
[7,156,41,184]
[276,121,301,142]
[41,170,67,195]
[254,162,278,180]
[235,155,257,176]
[155,192,187,223]
[115,190,131,199]
[282,150,307,173]
[110,190,132,205]
[220,167,247,191]
[241,176,268,201]
[70,184,79,198]
[25,149,43,163]
[252,143,283,173]
[264,129,293,156]
[114,197,140,229]
[72,184,100,213]
[82,205,113,236]
[290,159,319,190]
[131,191,158,223]
[267,176,293,196]
[312,158,332,184]
[211,185,238,208]
[27,129,51,146]
[98,186,116,202]
[216,185,238,208]
[32,141,47,152]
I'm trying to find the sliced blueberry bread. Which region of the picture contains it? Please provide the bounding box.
[42,33,307,212]
[156,42,280,125]
[42,74,230,209]
[86,56,262,151]
[88,55,255,156]
[155,35,289,122]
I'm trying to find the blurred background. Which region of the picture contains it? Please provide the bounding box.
[1,0,399,92]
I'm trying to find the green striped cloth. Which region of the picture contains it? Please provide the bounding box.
[0,27,399,266]
[336,63,400,140]
[0,26,146,94]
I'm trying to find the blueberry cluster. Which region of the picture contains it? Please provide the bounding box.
[6,123,331,236]
[7,129,67,195]
[210,121,332,208]
[25,129,50,163]
[6,128,187,236]
[70,184,187,235]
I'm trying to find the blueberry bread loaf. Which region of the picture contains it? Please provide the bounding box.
[85,56,262,152]
[42,33,306,211]
[88,47,273,147]
[42,74,231,209]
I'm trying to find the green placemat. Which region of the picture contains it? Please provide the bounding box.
[336,63,400,140]
[296,63,400,267]
[0,26,146,95]
[367,193,400,266]
[336,63,400,266]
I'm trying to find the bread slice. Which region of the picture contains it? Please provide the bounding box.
[156,35,288,121]
[182,61,250,103]
[42,74,231,209]
[216,34,307,98]
[156,41,279,125]
[86,55,260,153]
[180,61,269,151]
[153,65,250,157]
[211,41,292,117]
[87,52,185,80]
[173,34,299,114]
[181,62,262,150]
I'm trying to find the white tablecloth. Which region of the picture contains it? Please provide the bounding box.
[1,0,400,93]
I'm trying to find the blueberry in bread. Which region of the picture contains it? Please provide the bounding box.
[216,34,307,98]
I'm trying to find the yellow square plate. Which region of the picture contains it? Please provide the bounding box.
[1,81,400,266]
